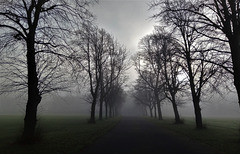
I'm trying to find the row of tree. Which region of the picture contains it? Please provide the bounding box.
[72,25,127,123]
[133,0,236,129]
[0,0,127,142]
[133,30,185,124]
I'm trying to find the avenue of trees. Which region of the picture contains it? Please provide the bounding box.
[1,0,239,144]
[72,25,127,123]
[134,0,236,129]
[133,29,186,124]
[0,0,127,142]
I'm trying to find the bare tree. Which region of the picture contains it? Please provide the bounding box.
[150,0,221,128]
[0,51,71,95]
[182,0,240,106]
[0,0,94,141]
[133,78,156,118]
[136,28,185,122]
[135,36,166,120]
[77,26,112,123]
[152,29,185,124]
[98,41,127,120]
[73,21,128,122]
[107,80,126,118]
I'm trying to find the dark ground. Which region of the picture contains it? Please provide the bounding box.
[81,117,222,154]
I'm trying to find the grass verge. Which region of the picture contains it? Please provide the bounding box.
[0,115,120,153]
[148,117,240,154]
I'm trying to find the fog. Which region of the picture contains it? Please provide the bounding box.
[0,91,239,119]
[0,95,90,116]
[1,0,238,119]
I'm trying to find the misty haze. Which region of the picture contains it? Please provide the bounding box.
[0,0,240,154]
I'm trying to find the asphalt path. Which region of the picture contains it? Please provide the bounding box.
[81,117,221,154]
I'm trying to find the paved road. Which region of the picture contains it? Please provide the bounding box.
[81,117,221,154]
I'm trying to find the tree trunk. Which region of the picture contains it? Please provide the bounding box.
[229,38,240,107]
[99,71,104,120]
[154,103,157,118]
[105,100,108,119]
[234,78,240,107]
[99,94,104,120]
[154,91,163,120]
[171,96,181,124]
[156,101,162,120]
[89,97,97,123]
[186,52,203,129]
[144,106,148,116]
[149,106,153,118]
[193,97,203,129]
[22,39,41,142]
[23,95,41,142]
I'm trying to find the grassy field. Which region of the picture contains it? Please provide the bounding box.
[0,115,120,153]
[148,117,240,154]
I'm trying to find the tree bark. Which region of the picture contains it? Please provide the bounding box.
[23,39,41,142]
[149,106,153,118]
[154,103,157,118]
[193,97,203,129]
[229,37,240,107]
[171,96,181,124]
[89,97,97,123]
[154,91,163,120]
[99,70,104,120]
[186,51,204,129]
[22,1,45,141]
[156,101,162,120]
[23,95,41,141]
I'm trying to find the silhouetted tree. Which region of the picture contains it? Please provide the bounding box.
[98,42,127,120]
[133,78,156,118]
[151,29,185,124]
[150,0,221,128]
[0,52,71,95]
[135,36,167,120]
[180,0,239,106]
[73,23,128,122]
[0,0,94,141]
[107,81,126,117]
[136,28,185,122]
[76,26,111,123]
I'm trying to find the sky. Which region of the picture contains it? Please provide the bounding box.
[90,0,157,83]
[90,0,156,54]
